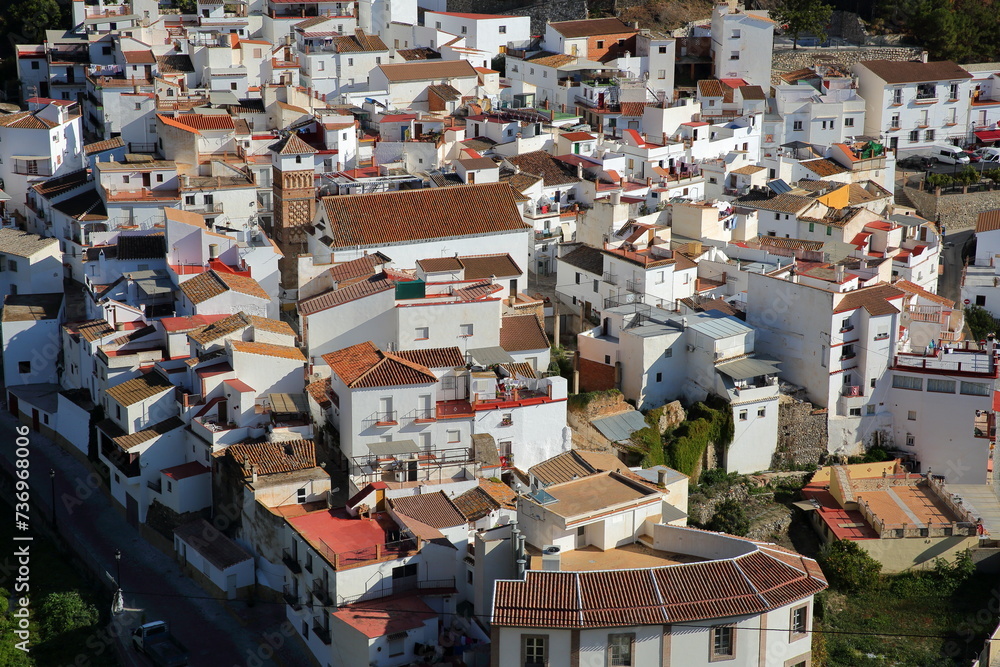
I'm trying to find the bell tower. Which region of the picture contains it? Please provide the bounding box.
[269,133,317,257]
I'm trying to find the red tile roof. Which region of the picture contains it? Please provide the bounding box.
[162,461,211,480]
[180,270,269,304]
[500,314,549,352]
[833,283,904,315]
[332,595,435,638]
[298,273,397,316]
[318,183,529,249]
[549,17,635,38]
[389,491,466,528]
[174,113,236,131]
[324,341,437,388]
[493,533,826,628]
[305,377,332,408]
[393,347,465,368]
[229,340,306,362]
[376,60,477,82]
[976,209,1000,234]
[225,439,317,475]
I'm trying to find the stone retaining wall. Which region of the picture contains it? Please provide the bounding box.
[771,46,923,85]
[772,395,828,468]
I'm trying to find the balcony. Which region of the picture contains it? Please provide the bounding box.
[625,279,641,294]
[282,586,302,610]
[337,577,457,605]
[602,272,618,285]
[915,92,938,103]
[146,479,162,493]
[365,410,397,427]
[840,352,857,361]
[186,201,224,214]
[407,408,436,424]
[840,324,854,333]
[311,579,333,606]
[842,385,861,397]
[975,411,995,439]
[282,548,301,573]
[312,621,331,645]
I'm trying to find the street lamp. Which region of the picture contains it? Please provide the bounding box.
[49,469,56,532]
[114,549,122,591]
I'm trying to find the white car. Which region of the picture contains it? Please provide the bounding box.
[975,147,1000,163]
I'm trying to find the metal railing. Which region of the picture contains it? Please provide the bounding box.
[282,548,301,573]
[282,585,302,610]
[365,410,397,426]
[602,272,618,285]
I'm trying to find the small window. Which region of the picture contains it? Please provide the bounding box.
[596,40,604,49]
[655,372,662,382]
[893,375,922,391]
[907,410,917,421]
[793,121,803,131]
[122,176,130,184]
[499,25,506,33]
[7,260,16,273]
[608,633,635,666]
[664,349,672,358]
[415,327,429,340]
[297,487,306,503]
[906,433,915,447]
[710,625,735,660]
[790,605,808,639]
[658,45,667,54]
[739,410,747,421]
[729,51,739,60]
[849,407,862,417]
[459,323,473,337]
[17,361,30,374]
[757,407,766,417]
[523,635,548,667]
[604,355,611,364]
[866,405,876,415]
[950,83,959,99]
[461,26,467,34]
[593,279,599,293]
[575,272,581,285]
[976,294,987,306]
[30,61,39,70]
[447,430,461,443]
[134,103,142,111]
[845,117,855,127]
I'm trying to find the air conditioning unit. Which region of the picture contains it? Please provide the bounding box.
[541,545,562,571]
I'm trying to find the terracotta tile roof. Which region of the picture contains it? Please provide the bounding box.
[225,439,317,475]
[174,518,252,569]
[559,245,604,275]
[459,254,522,279]
[735,191,814,214]
[780,67,815,84]
[394,347,465,368]
[976,209,1000,234]
[730,164,765,175]
[500,314,549,352]
[162,461,211,480]
[156,54,194,73]
[698,79,725,98]
[417,257,463,273]
[529,450,595,486]
[396,47,440,61]
[333,29,388,53]
[180,270,269,304]
[893,280,954,307]
[524,51,577,68]
[0,112,57,130]
[323,341,437,388]
[739,85,766,100]
[298,273,396,316]
[455,280,504,301]
[549,17,635,38]
[248,315,295,337]
[800,158,849,177]
[506,151,580,187]
[318,183,529,249]
[377,60,477,82]
[122,50,156,64]
[453,479,517,521]
[268,132,317,155]
[174,113,236,131]
[617,102,648,117]
[328,252,392,282]
[0,228,59,258]
[104,416,185,451]
[833,283,904,316]
[305,377,332,408]
[84,136,125,155]
[859,59,971,84]
[389,491,466,528]
[756,235,825,251]
[32,168,90,197]
[106,372,174,407]
[493,536,826,627]
[428,83,462,101]
[66,319,116,343]
[229,340,306,362]
[332,596,436,639]
[188,312,253,345]
[501,361,537,379]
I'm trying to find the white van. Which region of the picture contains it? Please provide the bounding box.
[976,147,1000,163]
[932,144,971,165]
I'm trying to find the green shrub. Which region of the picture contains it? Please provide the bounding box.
[706,499,750,536]
[39,591,98,638]
[566,388,621,412]
[818,540,882,593]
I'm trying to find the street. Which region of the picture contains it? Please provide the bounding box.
[0,409,319,667]
[939,229,974,305]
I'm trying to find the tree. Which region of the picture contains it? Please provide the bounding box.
[4,0,63,39]
[965,305,996,342]
[818,539,882,593]
[706,499,750,536]
[38,592,98,638]
[772,0,834,50]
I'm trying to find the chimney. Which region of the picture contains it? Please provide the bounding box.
[514,165,521,175]
[209,243,219,260]
[646,176,652,187]
[835,264,845,283]
[249,464,257,484]
[610,191,621,206]
[619,176,625,187]
[657,468,667,487]
[576,162,583,179]
[920,51,928,63]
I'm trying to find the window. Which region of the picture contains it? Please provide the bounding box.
[826,226,833,236]
[892,88,902,105]
[870,377,877,388]
[845,117,855,127]
[961,381,991,396]
[657,69,666,79]
[166,480,172,492]
[347,57,354,66]
[415,327,428,340]
[841,344,855,359]
[523,635,548,667]
[122,176,130,184]
[907,410,917,421]
[849,407,862,416]
[230,82,238,91]
[593,279,599,293]
[730,29,741,38]
[793,120,803,131]
[447,430,460,443]
[30,61,38,70]
[17,361,30,374]
[950,82,959,99]
[927,378,956,393]
[608,633,634,666]
[575,272,581,285]
[866,405,876,415]
[435,21,441,28]
[659,45,667,54]
[890,113,900,129]
[909,130,920,143]
[664,349,672,358]
[604,355,611,364]
[739,410,747,421]
[790,605,808,639]
[841,317,852,331]
[758,407,766,417]
[906,433,915,447]
[297,487,306,503]
[893,375,922,391]
[655,372,662,382]
[976,294,987,306]
[461,26,467,34]
[459,323,473,337]
[499,25,507,33]
[729,51,739,60]
[7,260,16,273]
[925,129,935,141]
[596,40,605,49]
[710,625,735,661]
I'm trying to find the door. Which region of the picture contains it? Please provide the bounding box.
[8,392,17,416]
[979,110,988,127]
[217,400,228,425]
[407,459,418,482]
[889,137,898,150]
[31,409,39,432]
[510,279,517,296]
[418,394,432,420]
[126,494,139,527]
[226,574,237,600]
[142,172,151,189]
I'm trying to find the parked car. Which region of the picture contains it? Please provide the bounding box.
[964,149,982,162]
[897,155,936,170]
[931,144,971,165]
[132,622,189,667]
[975,147,1000,163]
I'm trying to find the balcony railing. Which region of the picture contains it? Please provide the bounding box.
[842,385,861,397]
[146,479,162,493]
[337,577,457,605]
[282,548,301,573]
[312,579,333,606]
[841,352,857,361]
[282,586,302,610]
[625,279,641,294]
[365,410,397,426]
[187,201,224,214]
[602,272,618,285]
[915,91,937,101]
[312,621,331,645]
[840,325,854,333]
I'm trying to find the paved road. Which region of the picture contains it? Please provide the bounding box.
[0,409,318,667]
[940,230,974,305]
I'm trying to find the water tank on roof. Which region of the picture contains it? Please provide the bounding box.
[395,279,425,300]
